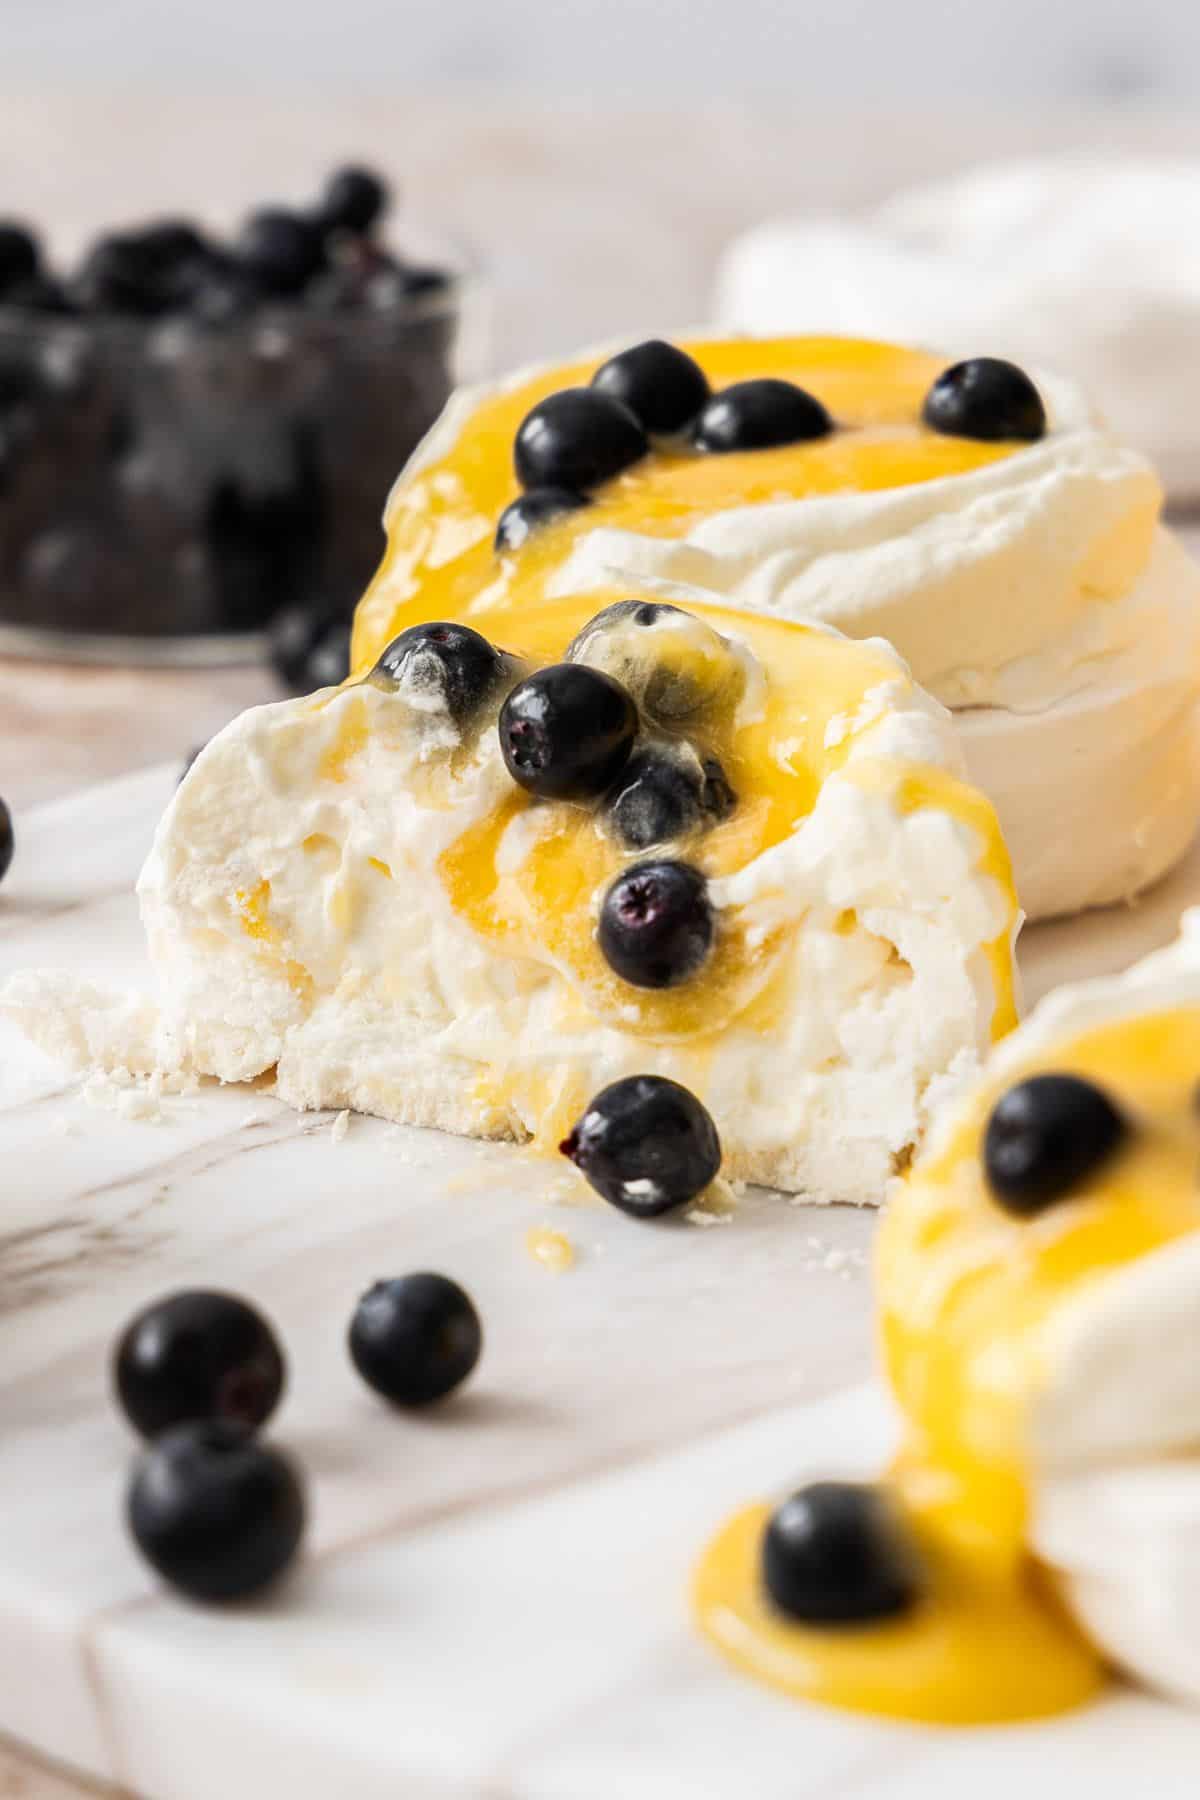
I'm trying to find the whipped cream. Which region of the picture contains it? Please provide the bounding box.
[3,621,1013,1207]
[714,156,1200,497]
[393,340,1200,921]
[978,913,1200,1704]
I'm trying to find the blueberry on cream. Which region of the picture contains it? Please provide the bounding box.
[693,377,833,452]
[495,486,589,551]
[590,339,710,437]
[923,356,1047,443]
[513,389,647,492]
[597,859,715,990]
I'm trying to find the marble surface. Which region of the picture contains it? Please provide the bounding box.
[6,84,1200,1799]
[3,766,1200,1794]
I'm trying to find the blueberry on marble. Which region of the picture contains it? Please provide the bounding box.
[317,165,390,236]
[762,1482,923,1626]
[922,357,1046,442]
[983,1073,1125,1215]
[606,745,735,850]
[694,378,833,452]
[591,339,710,436]
[494,485,589,552]
[114,1290,286,1439]
[0,796,12,885]
[499,663,637,800]
[560,1074,721,1217]
[597,858,714,988]
[373,619,510,723]
[237,208,326,297]
[349,1273,482,1407]
[127,1421,305,1602]
[0,223,39,295]
[514,389,647,493]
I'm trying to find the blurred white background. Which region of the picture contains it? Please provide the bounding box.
[3,0,1200,100]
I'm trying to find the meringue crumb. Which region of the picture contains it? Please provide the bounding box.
[80,1066,167,1123]
[799,1233,868,1277]
[686,1176,740,1227]
[330,1109,351,1143]
[525,1226,576,1273]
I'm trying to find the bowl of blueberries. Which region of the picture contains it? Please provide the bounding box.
[0,165,478,672]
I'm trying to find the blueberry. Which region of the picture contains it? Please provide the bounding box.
[983,1073,1125,1215]
[269,605,351,694]
[923,358,1046,442]
[399,265,452,298]
[372,620,509,724]
[514,389,647,493]
[74,231,170,316]
[762,1482,923,1626]
[597,858,714,988]
[127,1421,305,1603]
[317,166,390,236]
[0,223,39,295]
[567,599,744,722]
[560,1074,721,1217]
[499,663,637,800]
[591,340,709,436]
[114,1289,286,1440]
[0,274,76,315]
[73,223,219,317]
[606,745,735,850]
[349,1273,482,1407]
[495,486,589,552]
[0,796,12,884]
[237,209,326,298]
[694,379,833,452]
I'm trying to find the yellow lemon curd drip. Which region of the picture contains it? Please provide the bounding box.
[695,1006,1200,1724]
[350,335,1017,673]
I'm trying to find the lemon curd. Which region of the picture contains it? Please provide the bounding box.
[695,1007,1200,1723]
[350,336,1019,673]
[316,338,1022,1133]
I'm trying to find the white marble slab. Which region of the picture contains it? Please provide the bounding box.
[3,765,1200,1797]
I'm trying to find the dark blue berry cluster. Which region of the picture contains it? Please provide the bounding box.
[118,1273,481,1602]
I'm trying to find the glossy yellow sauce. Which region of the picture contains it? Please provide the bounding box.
[350,336,1017,672]
[227,338,1022,1151]
[430,590,1017,1148]
[695,1007,1200,1722]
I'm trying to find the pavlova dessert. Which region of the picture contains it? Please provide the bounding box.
[353,333,1200,921]
[696,915,1200,1718]
[3,337,1037,1207]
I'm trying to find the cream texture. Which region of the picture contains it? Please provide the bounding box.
[714,156,1200,496]
[392,340,1200,921]
[3,623,1012,1207]
[962,912,1200,1703]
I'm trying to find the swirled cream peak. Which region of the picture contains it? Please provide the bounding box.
[350,333,1200,921]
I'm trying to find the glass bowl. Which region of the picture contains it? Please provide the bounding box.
[0,235,484,665]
